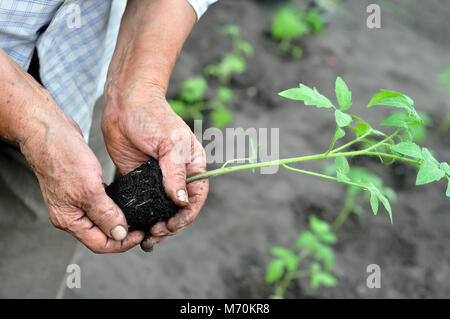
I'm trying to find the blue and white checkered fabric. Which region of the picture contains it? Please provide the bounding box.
[0,0,216,141]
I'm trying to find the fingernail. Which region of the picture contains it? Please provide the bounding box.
[111,225,127,241]
[177,190,189,203]
[140,241,153,253]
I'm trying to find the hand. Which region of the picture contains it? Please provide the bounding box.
[102,81,209,252]
[20,88,144,253]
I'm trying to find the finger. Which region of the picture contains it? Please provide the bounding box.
[158,140,190,207]
[167,139,208,232]
[140,234,168,252]
[167,178,209,233]
[83,187,129,241]
[150,221,170,237]
[68,213,144,253]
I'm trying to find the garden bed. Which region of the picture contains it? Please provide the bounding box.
[64,0,450,298]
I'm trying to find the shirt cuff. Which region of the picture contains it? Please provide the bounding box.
[186,0,218,20]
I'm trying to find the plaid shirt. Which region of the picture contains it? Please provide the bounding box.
[0,0,217,140]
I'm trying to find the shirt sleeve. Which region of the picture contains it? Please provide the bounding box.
[186,0,218,20]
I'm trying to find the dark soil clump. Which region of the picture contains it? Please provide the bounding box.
[106,159,179,232]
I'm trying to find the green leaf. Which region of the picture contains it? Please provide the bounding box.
[368,184,393,223]
[391,142,423,159]
[295,231,317,250]
[270,247,298,272]
[335,127,346,140]
[416,148,446,185]
[279,84,334,109]
[217,87,233,104]
[335,77,352,110]
[309,216,330,234]
[335,110,353,127]
[210,110,232,128]
[335,157,350,175]
[368,90,414,111]
[272,7,310,41]
[306,9,325,34]
[380,112,423,128]
[369,188,379,216]
[440,162,450,175]
[266,259,285,284]
[180,77,207,103]
[318,231,337,244]
[311,271,337,289]
[314,244,335,270]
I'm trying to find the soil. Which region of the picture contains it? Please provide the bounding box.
[64,0,450,299]
[106,159,178,232]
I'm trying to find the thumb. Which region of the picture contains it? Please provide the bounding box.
[158,128,192,206]
[83,188,129,241]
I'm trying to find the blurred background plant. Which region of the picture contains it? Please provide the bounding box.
[204,25,254,85]
[168,76,233,128]
[266,166,396,298]
[271,2,325,58]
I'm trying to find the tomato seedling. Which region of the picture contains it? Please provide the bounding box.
[188,76,450,211]
[204,25,254,84]
[168,76,233,128]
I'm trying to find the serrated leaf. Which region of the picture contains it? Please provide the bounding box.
[416,159,445,185]
[279,84,334,108]
[380,112,423,129]
[391,142,423,159]
[266,259,285,284]
[368,184,393,223]
[416,148,445,185]
[335,110,353,127]
[368,90,414,111]
[335,77,352,110]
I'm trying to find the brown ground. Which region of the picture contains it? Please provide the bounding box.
[64,0,450,298]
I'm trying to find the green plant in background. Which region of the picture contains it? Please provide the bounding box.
[168,76,233,128]
[271,5,324,58]
[266,216,338,298]
[204,25,254,84]
[266,167,396,298]
[438,68,450,134]
[186,77,450,297]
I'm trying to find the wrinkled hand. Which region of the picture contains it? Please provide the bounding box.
[102,82,209,252]
[20,89,144,253]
